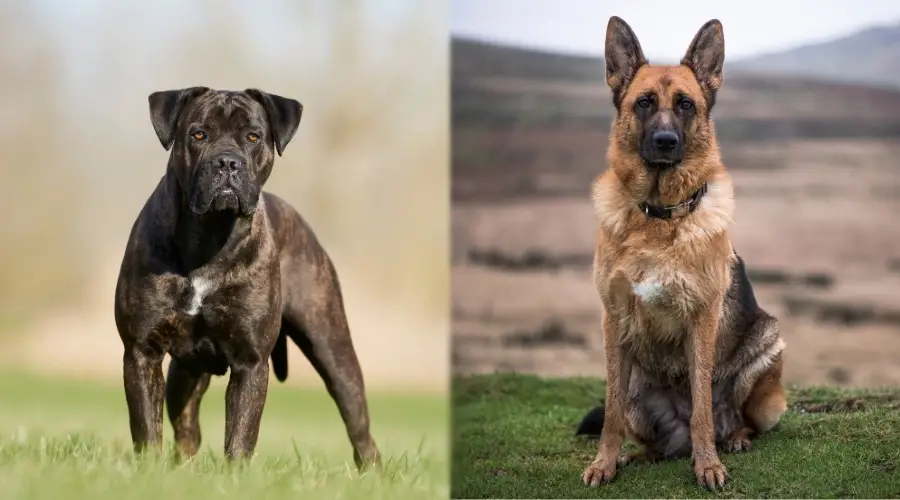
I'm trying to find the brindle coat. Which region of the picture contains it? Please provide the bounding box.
[578,18,787,489]
[114,87,380,469]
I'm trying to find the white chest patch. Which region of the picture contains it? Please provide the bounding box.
[632,280,664,302]
[186,277,211,316]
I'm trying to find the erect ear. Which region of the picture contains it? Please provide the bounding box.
[245,89,303,156]
[681,19,725,102]
[147,87,210,150]
[605,16,647,110]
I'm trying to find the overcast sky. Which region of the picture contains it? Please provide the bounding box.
[451,0,900,61]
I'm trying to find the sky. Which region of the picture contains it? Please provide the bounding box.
[451,0,900,61]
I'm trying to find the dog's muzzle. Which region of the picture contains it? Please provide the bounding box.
[189,153,256,215]
[642,129,685,169]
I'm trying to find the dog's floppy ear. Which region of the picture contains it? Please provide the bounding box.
[681,20,725,102]
[245,89,303,156]
[148,87,210,150]
[605,16,647,110]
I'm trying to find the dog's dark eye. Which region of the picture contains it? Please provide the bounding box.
[679,99,694,111]
[636,97,652,109]
[246,133,260,144]
[191,131,207,141]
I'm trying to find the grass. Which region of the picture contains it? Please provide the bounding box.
[452,373,900,499]
[0,372,447,499]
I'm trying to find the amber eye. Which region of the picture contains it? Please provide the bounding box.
[247,133,260,143]
[191,131,207,141]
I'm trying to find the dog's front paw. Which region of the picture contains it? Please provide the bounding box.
[694,460,728,489]
[582,458,617,487]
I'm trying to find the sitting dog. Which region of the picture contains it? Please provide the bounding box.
[578,18,787,489]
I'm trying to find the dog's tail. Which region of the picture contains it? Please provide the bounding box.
[575,405,606,438]
[271,329,289,382]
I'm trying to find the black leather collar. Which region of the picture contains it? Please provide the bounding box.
[638,183,708,220]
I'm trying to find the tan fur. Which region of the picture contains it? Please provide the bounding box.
[743,353,788,433]
[581,17,786,490]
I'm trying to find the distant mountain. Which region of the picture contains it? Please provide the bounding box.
[451,36,900,202]
[452,37,900,127]
[732,22,900,88]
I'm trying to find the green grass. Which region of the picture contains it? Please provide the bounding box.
[0,372,447,499]
[452,373,900,499]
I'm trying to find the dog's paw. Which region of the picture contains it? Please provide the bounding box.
[725,435,752,453]
[582,459,617,487]
[694,460,728,489]
[616,453,635,468]
[617,449,656,467]
[724,427,753,453]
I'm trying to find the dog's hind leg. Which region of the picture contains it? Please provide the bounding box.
[724,352,786,454]
[271,325,289,382]
[281,316,381,470]
[166,360,211,457]
[280,255,381,471]
[742,353,787,433]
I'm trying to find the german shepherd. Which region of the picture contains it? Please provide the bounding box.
[577,17,787,489]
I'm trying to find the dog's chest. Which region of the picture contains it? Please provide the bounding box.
[185,277,213,316]
[629,266,703,320]
[609,254,716,378]
[164,277,231,374]
[177,276,245,322]
[624,271,698,378]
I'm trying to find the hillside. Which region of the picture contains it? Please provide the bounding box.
[452,37,900,127]
[733,22,900,88]
[450,37,900,389]
[451,37,900,202]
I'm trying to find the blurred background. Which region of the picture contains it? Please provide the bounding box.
[451,0,900,388]
[0,0,448,393]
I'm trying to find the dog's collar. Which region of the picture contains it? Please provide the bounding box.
[638,183,708,220]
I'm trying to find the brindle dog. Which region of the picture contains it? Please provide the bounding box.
[114,87,380,469]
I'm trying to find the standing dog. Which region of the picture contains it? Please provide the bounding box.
[114,87,380,469]
[578,18,787,489]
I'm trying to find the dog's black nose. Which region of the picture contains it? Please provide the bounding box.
[653,131,679,151]
[214,154,243,172]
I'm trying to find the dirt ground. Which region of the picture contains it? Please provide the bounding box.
[452,139,900,388]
